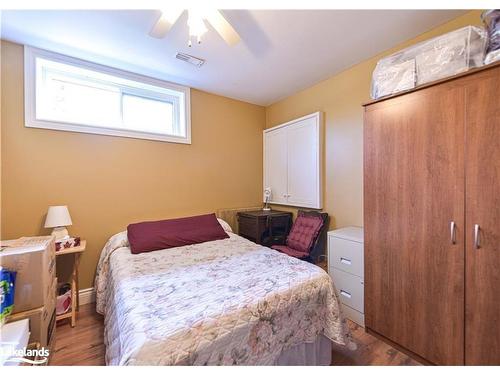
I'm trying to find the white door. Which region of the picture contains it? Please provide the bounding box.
[264,127,288,204]
[286,116,321,208]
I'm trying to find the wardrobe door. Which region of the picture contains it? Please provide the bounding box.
[364,84,465,365]
[286,116,322,209]
[264,128,288,204]
[465,66,500,365]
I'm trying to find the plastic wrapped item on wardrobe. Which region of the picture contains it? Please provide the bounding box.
[483,10,500,65]
[370,26,487,99]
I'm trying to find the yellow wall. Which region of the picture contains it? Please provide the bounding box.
[1,40,265,289]
[0,10,485,288]
[265,10,483,229]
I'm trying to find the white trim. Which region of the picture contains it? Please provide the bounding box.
[24,46,192,144]
[78,287,95,306]
[263,111,322,134]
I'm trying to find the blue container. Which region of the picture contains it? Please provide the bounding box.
[0,267,17,323]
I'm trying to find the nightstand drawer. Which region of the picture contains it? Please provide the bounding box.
[329,236,363,277]
[331,268,364,313]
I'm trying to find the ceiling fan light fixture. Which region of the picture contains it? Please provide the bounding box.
[149,9,241,47]
[187,9,208,47]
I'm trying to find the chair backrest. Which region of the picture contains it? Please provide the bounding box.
[285,211,323,254]
[296,210,330,263]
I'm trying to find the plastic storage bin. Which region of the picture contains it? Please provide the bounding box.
[371,26,487,99]
[483,10,500,65]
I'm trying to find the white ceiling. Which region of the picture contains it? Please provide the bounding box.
[1,10,466,105]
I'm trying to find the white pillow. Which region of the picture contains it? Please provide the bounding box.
[217,218,233,233]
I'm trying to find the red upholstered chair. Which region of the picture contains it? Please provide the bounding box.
[272,210,329,263]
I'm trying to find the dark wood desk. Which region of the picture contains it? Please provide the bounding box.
[237,210,292,247]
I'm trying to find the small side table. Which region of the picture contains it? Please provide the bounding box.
[55,240,86,327]
[237,210,292,246]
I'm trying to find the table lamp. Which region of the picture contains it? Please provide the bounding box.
[44,205,72,240]
[263,187,272,211]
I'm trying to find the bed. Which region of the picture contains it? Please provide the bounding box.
[94,224,352,365]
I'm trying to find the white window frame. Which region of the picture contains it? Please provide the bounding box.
[24,46,191,144]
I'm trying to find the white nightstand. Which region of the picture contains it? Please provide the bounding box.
[327,226,364,326]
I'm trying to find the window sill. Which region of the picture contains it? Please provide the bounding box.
[25,118,192,144]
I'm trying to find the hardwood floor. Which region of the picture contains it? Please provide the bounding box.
[51,304,105,366]
[50,303,420,366]
[331,322,420,366]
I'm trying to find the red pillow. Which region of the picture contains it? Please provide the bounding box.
[127,213,229,254]
[286,214,323,253]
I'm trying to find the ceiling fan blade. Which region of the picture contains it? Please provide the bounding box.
[149,9,183,39]
[205,10,241,46]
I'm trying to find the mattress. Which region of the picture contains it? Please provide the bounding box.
[95,231,352,365]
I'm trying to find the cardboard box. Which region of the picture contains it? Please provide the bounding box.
[6,277,57,349]
[0,237,55,314]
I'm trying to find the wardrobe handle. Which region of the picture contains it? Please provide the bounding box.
[450,221,456,244]
[474,224,481,249]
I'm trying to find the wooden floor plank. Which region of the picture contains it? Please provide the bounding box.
[50,303,420,366]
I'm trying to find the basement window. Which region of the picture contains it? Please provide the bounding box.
[24,46,191,144]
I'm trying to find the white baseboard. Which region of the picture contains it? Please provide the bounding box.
[78,287,95,305]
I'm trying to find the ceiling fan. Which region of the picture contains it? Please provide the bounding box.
[149,9,241,47]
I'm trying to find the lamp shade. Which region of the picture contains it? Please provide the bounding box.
[44,205,72,228]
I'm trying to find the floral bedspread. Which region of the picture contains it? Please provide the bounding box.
[95,231,351,365]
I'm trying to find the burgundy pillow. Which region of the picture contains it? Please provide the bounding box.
[127,213,229,254]
[286,214,323,253]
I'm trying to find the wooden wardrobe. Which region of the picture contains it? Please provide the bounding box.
[363,62,500,365]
